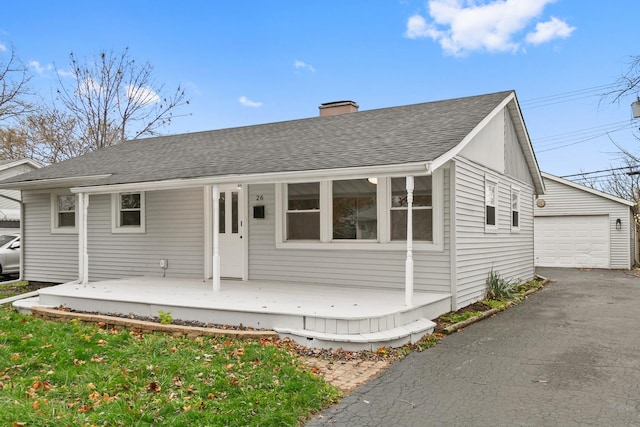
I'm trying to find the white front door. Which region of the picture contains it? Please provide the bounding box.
[218,185,244,278]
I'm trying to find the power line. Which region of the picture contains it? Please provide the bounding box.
[520,83,619,109]
[560,166,637,178]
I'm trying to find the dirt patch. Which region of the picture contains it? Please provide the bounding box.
[434,300,493,333]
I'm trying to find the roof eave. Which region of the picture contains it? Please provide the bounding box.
[70,162,434,194]
[0,174,112,191]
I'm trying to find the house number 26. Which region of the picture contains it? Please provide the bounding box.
[255,194,264,201]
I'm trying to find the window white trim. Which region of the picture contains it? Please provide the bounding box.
[484,176,498,233]
[111,192,146,234]
[275,170,444,252]
[50,192,78,234]
[511,185,521,232]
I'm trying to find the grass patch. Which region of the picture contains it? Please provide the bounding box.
[0,306,340,426]
[0,280,29,299]
[439,310,483,324]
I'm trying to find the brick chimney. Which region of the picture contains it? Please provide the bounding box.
[319,100,359,117]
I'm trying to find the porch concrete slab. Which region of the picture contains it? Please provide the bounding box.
[38,277,449,320]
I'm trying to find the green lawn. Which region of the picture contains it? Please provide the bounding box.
[0,306,340,426]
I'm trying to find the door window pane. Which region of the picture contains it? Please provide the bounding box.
[333,179,377,240]
[219,192,225,233]
[232,192,239,234]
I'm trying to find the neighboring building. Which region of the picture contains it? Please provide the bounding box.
[0,91,544,346]
[0,159,42,234]
[534,172,636,269]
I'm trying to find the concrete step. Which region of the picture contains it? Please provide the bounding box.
[275,318,436,351]
[12,297,54,314]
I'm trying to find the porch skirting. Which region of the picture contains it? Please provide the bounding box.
[33,277,451,351]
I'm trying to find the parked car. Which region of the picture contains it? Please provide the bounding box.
[0,234,20,276]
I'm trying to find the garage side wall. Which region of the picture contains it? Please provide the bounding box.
[535,178,632,269]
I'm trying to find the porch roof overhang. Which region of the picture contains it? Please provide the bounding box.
[65,161,434,195]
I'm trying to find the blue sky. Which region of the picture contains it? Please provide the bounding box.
[1,0,639,178]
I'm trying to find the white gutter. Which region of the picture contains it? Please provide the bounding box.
[0,174,112,191]
[70,162,434,195]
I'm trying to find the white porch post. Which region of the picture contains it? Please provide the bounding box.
[78,193,89,285]
[405,176,414,306]
[212,185,221,292]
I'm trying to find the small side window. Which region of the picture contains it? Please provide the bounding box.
[485,180,497,229]
[51,193,77,233]
[112,192,146,233]
[511,189,520,229]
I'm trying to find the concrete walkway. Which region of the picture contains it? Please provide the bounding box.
[307,268,640,426]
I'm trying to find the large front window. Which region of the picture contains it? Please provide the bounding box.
[390,176,432,241]
[278,172,442,249]
[332,179,377,240]
[287,182,320,240]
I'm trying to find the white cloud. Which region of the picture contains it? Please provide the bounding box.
[57,69,74,78]
[0,43,6,52]
[294,60,316,72]
[238,96,263,108]
[525,16,575,45]
[28,60,53,76]
[405,0,574,56]
[126,85,160,105]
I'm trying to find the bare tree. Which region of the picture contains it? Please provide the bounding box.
[20,109,83,164]
[55,47,189,151]
[0,127,29,160]
[0,44,34,123]
[608,55,640,103]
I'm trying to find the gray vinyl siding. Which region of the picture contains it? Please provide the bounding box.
[504,111,534,187]
[22,188,205,283]
[87,188,205,281]
[22,191,78,283]
[535,178,632,269]
[454,157,535,308]
[247,179,452,294]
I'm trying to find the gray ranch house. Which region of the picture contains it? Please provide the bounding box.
[2,90,544,350]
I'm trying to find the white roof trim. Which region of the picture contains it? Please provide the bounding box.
[0,174,113,190]
[542,172,636,207]
[0,158,43,172]
[431,92,544,195]
[70,162,433,195]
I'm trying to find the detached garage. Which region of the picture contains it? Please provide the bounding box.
[535,173,636,269]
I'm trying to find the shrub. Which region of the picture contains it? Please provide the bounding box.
[486,269,514,300]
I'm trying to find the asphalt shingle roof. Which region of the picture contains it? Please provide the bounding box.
[1,91,514,187]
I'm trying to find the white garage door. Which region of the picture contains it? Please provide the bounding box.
[535,215,610,268]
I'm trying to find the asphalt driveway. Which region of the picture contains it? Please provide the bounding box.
[307,268,640,426]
